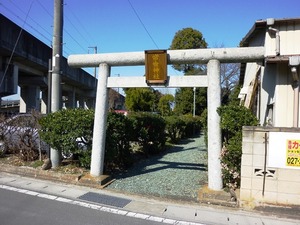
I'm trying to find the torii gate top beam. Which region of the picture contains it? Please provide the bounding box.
[68,47,265,68]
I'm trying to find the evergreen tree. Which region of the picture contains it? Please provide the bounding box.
[174,87,207,116]
[170,27,207,74]
[158,94,174,116]
[170,27,208,115]
[124,88,160,112]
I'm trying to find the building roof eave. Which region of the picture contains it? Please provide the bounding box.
[240,17,300,47]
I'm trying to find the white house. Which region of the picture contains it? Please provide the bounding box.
[240,18,300,127]
[239,18,300,208]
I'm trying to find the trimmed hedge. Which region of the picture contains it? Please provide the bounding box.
[165,114,202,143]
[180,114,201,138]
[39,108,94,158]
[129,112,166,155]
[164,115,185,143]
[39,109,203,171]
[105,112,134,170]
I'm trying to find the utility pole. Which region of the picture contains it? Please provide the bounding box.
[193,87,196,117]
[51,0,63,168]
[47,59,52,114]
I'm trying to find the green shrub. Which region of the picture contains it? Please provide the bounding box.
[220,133,242,189]
[180,114,201,138]
[217,105,258,142]
[164,116,185,143]
[129,112,166,155]
[78,148,92,169]
[39,109,168,170]
[39,109,135,171]
[39,108,94,159]
[105,112,134,171]
[200,109,208,146]
[217,105,258,190]
[164,114,202,144]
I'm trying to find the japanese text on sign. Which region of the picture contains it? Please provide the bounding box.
[145,50,167,84]
[286,140,300,167]
[152,54,160,79]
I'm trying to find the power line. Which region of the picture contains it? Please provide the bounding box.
[35,0,80,55]
[64,28,88,53]
[63,45,73,56]
[0,0,35,88]
[35,0,90,55]
[65,2,97,47]
[127,0,159,49]
[2,0,52,44]
[64,14,91,49]
[35,0,53,18]
[2,0,94,56]
[126,1,179,76]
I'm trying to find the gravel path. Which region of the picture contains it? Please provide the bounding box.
[106,134,208,202]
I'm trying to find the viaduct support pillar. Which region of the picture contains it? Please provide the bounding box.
[90,63,110,176]
[66,89,76,108]
[20,86,40,113]
[77,97,85,108]
[41,90,48,114]
[207,59,223,191]
[85,98,95,109]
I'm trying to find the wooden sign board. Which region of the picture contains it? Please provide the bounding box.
[145,50,167,84]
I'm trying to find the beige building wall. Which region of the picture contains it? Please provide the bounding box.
[242,18,300,127]
[280,22,300,55]
[240,17,300,209]
[240,126,300,208]
[260,65,275,125]
[265,21,300,56]
[274,64,294,127]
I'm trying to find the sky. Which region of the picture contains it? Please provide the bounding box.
[1,0,300,99]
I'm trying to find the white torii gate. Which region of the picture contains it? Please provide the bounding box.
[68,47,265,191]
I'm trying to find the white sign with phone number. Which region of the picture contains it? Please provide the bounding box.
[268,132,300,169]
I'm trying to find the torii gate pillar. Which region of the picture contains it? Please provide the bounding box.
[207,59,222,190]
[90,63,110,176]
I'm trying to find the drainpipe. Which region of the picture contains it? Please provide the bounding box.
[290,56,300,127]
[292,67,299,127]
[267,18,280,56]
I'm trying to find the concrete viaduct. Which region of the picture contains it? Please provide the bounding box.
[0,14,96,113]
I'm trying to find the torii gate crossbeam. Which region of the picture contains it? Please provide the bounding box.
[68,47,265,191]
[68,47,264,67]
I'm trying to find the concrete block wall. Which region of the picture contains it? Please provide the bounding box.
[240,126,300,208]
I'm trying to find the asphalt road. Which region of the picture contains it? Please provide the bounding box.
[0,188,165,225]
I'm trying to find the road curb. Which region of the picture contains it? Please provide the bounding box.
[2,162,300,223]
[0,163,112,189]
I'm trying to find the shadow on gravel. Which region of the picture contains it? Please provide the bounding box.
[113,159,207,179]
[111,135,207,180]
[107,135,208,201]
[170,145,206,153]
[175,138,196,145]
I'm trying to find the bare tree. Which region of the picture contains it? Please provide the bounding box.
[211,44,240,103]
[220,63,240,102]
[108,89,121,110]
[0,111,47,161]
